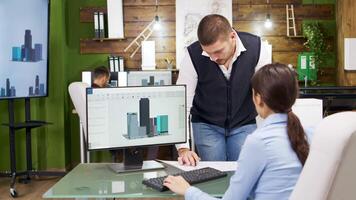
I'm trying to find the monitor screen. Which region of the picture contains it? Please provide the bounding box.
[0,0,49,100]
[127,70,172,86]
[86,85,186,151]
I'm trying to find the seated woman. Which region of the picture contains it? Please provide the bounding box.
[163,63,311,200]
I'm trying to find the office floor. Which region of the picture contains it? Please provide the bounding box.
[0,176,63,200]
[0,176,183,200]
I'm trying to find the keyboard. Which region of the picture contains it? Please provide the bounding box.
[142,167,227,192]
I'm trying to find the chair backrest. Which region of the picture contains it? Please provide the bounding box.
[290,111,356,200]
[68,82,89,135]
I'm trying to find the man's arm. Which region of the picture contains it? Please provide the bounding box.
[255,39,272,72]
[175,48,200,166]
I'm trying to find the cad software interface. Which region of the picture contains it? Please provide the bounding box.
[86,85,186,150]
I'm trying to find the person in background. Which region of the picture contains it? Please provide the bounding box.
[176,14,271,165]
[92,66,110,88]
[91,66,118,161]
[164,63,311,200]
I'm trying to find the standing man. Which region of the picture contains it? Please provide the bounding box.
[176,14,270,165]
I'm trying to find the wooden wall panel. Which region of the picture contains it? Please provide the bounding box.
[337,0,356,86]
[233,4,334,21]
[233,20,303,36]
[80,1,336,83]
[123,0,175,6]
[124,22,175,37]
[273,52,299,67]
[81,37,175,53]
[234,0,301,4]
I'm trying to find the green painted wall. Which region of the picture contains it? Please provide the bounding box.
[65,0,112,164]
[0,0,68,171]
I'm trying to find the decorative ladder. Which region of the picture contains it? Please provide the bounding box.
[286,4,298,37]
[124,19,156,58]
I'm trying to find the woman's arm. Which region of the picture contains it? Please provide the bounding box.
[165,135,268,200]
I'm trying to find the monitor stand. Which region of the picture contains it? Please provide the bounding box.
[109,147,164,173]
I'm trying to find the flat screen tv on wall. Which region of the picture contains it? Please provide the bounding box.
[0,0,49,100]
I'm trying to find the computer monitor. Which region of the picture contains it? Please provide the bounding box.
[86,85,186,172]
[127,70,172,86]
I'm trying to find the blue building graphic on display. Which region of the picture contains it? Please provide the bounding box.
[141,76,165,86]
[28,75,45,96]
[11,30,42,62]
[0,78,16,97]
[125,98,169,139]
[0,75,45,98]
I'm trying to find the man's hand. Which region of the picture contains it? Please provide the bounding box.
[163,175,190,195]
[177,148,200,166]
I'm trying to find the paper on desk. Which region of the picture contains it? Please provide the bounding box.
[158,160,238,172]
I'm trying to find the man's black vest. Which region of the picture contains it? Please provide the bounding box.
[187,32,260,129]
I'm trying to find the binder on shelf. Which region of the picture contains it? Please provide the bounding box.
[108,55,124,72]
[99,12,105,38]
[108,56,115,72]
[93,12,99,38]
[114,57,119,72]
[119,57,124,72]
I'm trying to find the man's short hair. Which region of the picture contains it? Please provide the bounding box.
[197,14,232,46]
[93,66,110,79]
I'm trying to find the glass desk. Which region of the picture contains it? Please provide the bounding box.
[43,163,232,199]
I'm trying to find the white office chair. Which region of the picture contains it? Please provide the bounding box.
[290,111,356,200]
[68,82,90,163]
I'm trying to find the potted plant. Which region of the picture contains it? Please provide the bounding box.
[298,22,329,85]
[303,22,328,68]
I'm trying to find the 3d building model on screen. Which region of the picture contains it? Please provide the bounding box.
[0,75,45,98]
[125,98,169,139]
[141,76,166,86]
[12,30,43,62]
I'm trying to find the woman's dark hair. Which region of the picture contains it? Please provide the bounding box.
[251,63,309,165]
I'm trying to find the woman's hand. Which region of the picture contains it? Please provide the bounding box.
[163,175,191,195]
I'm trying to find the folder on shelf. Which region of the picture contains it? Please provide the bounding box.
[99,12,105,38]
[114,57,119,72]
[93,12,99,38]
[108,56,115,72]
[119,57,124,72]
